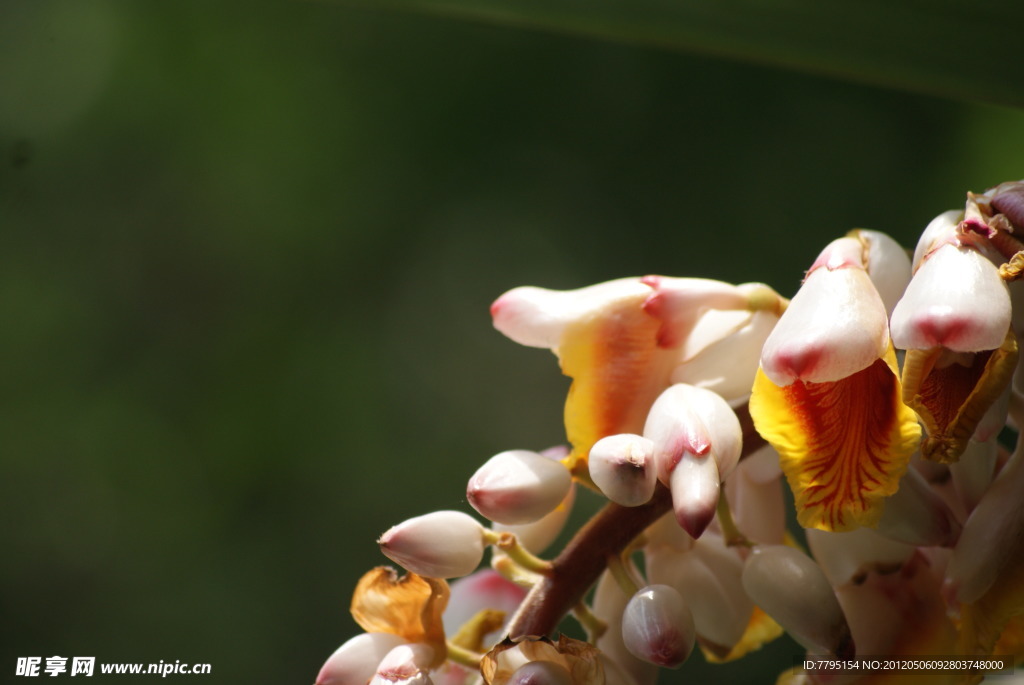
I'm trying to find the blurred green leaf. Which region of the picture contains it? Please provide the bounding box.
[339,0,1024,108]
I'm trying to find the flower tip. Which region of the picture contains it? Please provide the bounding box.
[378,511,485,578]
[467,450,572,526]
[316,633,406,685]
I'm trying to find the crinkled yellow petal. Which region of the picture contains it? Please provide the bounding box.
[559,302,676,480]
[750,346,921,532]
[350,567,449,667]
[902,328,1018,463]
[958,554,1024,671]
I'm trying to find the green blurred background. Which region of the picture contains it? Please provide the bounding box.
[2,1,1023,682]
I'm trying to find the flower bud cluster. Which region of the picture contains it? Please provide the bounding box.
[316,180,1024,685]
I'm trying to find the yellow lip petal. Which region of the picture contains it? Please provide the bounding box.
[901,328,1018,463]
[750,347,921,532]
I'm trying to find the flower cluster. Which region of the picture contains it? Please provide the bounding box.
[316,181,1024,685]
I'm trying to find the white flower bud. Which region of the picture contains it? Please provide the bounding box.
[621,585,696,668]
[316,633,406,685]
[589,434,658,507]
[668,452,719,539]
[741,545,852,656]
[507,661,574,685]
[759,237,889,385]
[378,511,486,578]
[891,243,1011,353]
[592,570,659,685]
[370,643,434,685]
[492,483,575,554]
[643,383,742,483]
[805,527,914,587]
[468,450,573,525]
[854,229,912,316]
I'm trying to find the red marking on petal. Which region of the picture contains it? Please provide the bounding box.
[912,313,971,348]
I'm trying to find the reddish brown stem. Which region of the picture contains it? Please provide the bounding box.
[506,404,765,638]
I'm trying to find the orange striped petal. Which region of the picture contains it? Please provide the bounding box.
[350,567,449,667]
[559,300,678,478]
[901,328,1018,463]
[749,346,921,532]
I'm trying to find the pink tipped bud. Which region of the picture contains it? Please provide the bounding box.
[370,644,434,685]
[589,434,658,506]
[316,633,406,685]
[643,383,742,483]
[621,585,696,668]
[742,545,852,657]
[891,243,1011,352]
[378,511,486,578]
[760,243,889,385]
[468,450,572,525]
[507,661,574,685]
[668,452,719,539]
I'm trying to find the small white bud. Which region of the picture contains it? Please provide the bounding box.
[621,585,696,668]
[589,434,658,507]
[316,633,406,685]
[468,450,573,525]
[378,511,486,578]
[507,660,574,685]
[742,545,852,656]
[370,643,434,685]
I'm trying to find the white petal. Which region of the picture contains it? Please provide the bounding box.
[468,450,572,525]
[890,244,1011,352]
[805,527,914,587]
[490,279,651,349]
[316,633,406,685]
[947,443,1024,603]
[442,570,527,641]
[638,276,750,348]
[875,467,959,547]
[378,511,486,578]
[911,210,961,269]
[589,434,658,507]
[736,443,783,484]
[642,512,695,553]
[742,545,851,656]
[760,266,889,385]
[854,229,912,316]
[621,585,696,668]
[949,439,998,513]
[672,309,779,403]
[726,468,785,545]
